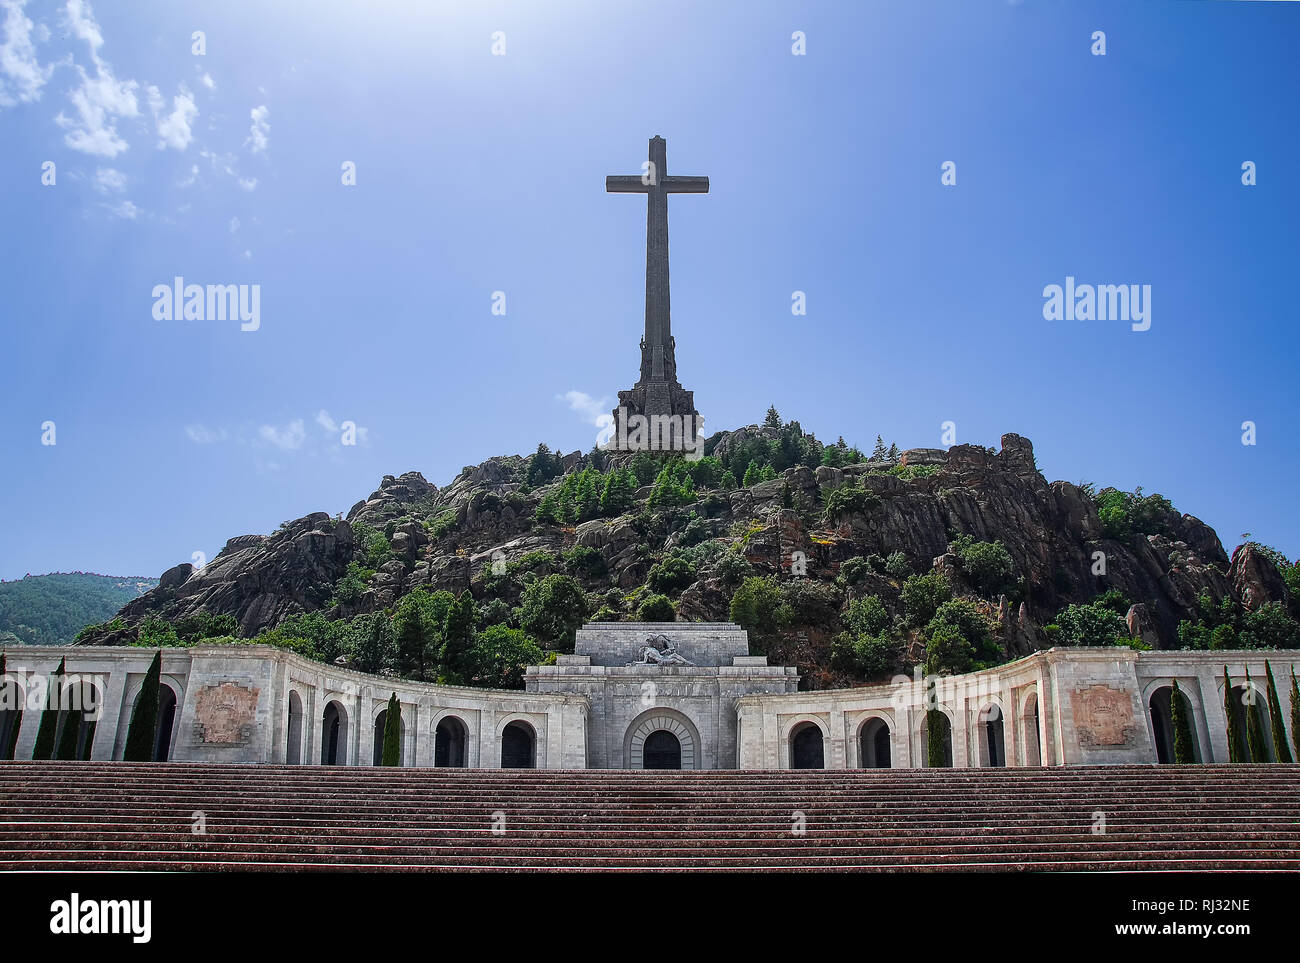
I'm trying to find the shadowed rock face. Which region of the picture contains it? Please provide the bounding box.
[82,431,1242,664]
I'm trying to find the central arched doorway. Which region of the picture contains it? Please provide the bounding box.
[859,717,891,768]
[435,716,468,767]
[790,722,825,769]
[643,730,682,769]
[500,720,536,768]
[321,700,347,765]
[979,704,1005,767]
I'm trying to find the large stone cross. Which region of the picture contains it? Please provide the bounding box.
[607,136,708,383]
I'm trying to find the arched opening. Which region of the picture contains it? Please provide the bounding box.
[858,717,891,768]
[153,685,178,762]
[643,729,682,770]
[1149,685,1200,764]
[321,700,347,765]
[1022,690,1042,767]
[1229,685,1274,762]
[0,672,21,761]
[434,716,468,767]
[501,720,536,768]
[980,705,1005,767]
[55,681,100,760]
[790,722,825,769]
[920,711,953,767]
[372,708,406,766]
[286,690,303,765]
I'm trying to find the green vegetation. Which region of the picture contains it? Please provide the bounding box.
[518,574,588,652]
[31,657,64,760]
[1045,593,1141,648]
[647,553,697,595]
[901,572,952,627]
[926,709,950,767]
[1177,589,1300,650]
[0,573,156,646]
[1171,680,1195,764]
[636,593,675,622]
[924,599,999,675]
[380,693,402,766]
[824,481,880,523]
[1264,661,1292,763]
[1290,666,1300,762]
[1094,487,1175,540]
[1224,667,1243,763]
[948,535,1017,598]
[1245,670,1268,762]
[469,625,545,688]
[123,652,161,762]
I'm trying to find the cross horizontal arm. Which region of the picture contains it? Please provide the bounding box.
[606,176,650,193]
[663,176,709,193]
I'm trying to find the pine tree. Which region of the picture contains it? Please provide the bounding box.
[124,652,162,762]
[1171,680,1195,764]
[1290,666,1300,762]
[764,405,781,428]
[381,693,402,766]
[1245,669,1268,763]
[442,590,477,684]
[1224,666,1243,763]
[872,435,887,460]
[887,442,899,462]
[742,463,760,487]
[720,470,738,492]
[1264,661,1292,763]
[758,464,776,483]
[31,657,65,760]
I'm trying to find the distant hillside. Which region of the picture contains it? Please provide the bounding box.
[0,573,157,646]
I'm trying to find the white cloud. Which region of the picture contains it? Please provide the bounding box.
[258,419,305,451]
[107,198,138,219]
[195,66,214,90]
[185,424,227,444]
[560,390,613,425]
[0,0,54,108]
[92,165,124,193]
[242,249,251,259]
[245,103,268,153]
[178,163,197,187]
[237,176,257,191]
[147,83,197,150]
[55,1,139,157]
[315,410,338,432]
[228,215,239,234]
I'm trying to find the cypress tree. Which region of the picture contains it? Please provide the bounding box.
[381,693,402,766]
[1264,661,1293,763]
[0,653,21,761]
[1290,666,1300,762]
[1245,669,1268,763]
[926,709,949,768]
[1170,680,1196,764]
[31,657,65,760]
[1224,667,1243,763]
[124,652,163,762]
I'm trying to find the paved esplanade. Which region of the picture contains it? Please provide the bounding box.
[607,136,705,436]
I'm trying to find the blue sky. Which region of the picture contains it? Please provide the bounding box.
[1,0,1298,581]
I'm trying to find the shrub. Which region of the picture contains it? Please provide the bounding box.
[836,556,871,587]
[846,595,890,637]
[950,536,1016,597]
[883,551,911,579]
[1048,600,1132,647]
[468,624,545,689]
[901,572,952,626]
[518,574,588,652]
[831,631,897,678]
[715,551,753,588]
[824,483,880,523]
[563,545,608,580]
[647,554,697,595]
[1240,602,1300,649]
[636,593,675,622]
[729,576,786,652]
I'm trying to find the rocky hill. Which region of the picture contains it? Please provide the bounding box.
[74,418,1300,689]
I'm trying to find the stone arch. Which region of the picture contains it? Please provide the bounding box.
[625,707,700,770]
[0,670,21,760]
[434,714,470,768]
[1226,681,1274,761]
[55,679,101,760]
[1144,681,1201,764]
[500,719,537,769]
[1021,688,1042,767]
[856,714,892,769]
[321,699,348,765]
[919,708,954,768]
[285,689,304,765]
[976,701,1006,767]
[789,721,826,770]
[124,681,179,762]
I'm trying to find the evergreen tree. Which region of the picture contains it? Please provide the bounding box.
[741,462,760,487]
[872,435,888,460]
[720,469,738,492]
[758,464,776,482]
[1245,669,1268,762]
[1290,666,1300,762]
[887,442,899,461]
[0,653,21,760]
[1264,661,1292,763]
[381,693,402,766]
[55,684,82,761]
[31,657,65,760]
[1170,680,1195,764]
[764,405,781,428]
[442,590,477,684]
[123,652,162,762]
[926,709,949,767]
[1223,667,1243,763]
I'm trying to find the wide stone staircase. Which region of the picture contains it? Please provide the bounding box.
[2,762,1298,871]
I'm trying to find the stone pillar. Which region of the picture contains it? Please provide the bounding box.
[92,666,128,761]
